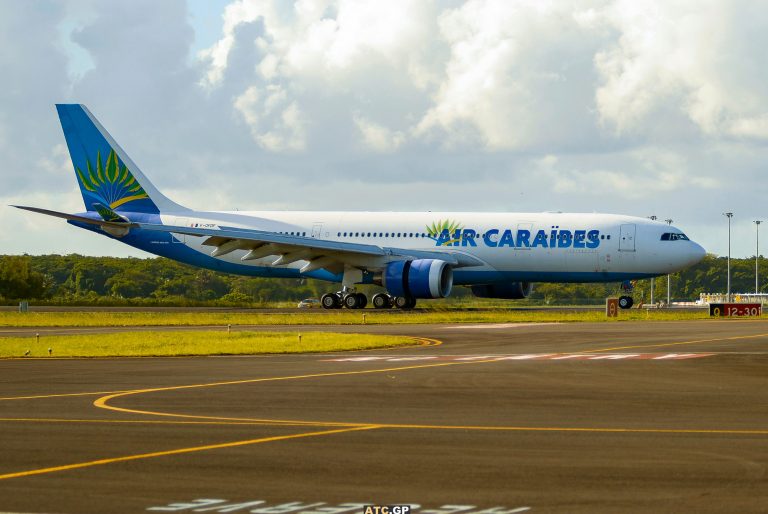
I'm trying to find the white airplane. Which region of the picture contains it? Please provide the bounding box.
[16,105,706,310]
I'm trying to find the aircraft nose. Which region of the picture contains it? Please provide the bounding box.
[688,241,706,265]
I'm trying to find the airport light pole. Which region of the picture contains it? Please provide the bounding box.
[649,215,657,305]
[724,213,733,302]
[665,218,673,305]
[755,220,762,295]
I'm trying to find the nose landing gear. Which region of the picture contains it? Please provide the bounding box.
[618,295,634,309]
[618,280,636,309]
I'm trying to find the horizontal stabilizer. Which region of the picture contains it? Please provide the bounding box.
[12,205,137,229]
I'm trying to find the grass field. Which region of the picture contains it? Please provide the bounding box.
[0,331,414,358]
[0,308,715,327]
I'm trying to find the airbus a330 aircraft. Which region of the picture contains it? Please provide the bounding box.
[16,105,706,309]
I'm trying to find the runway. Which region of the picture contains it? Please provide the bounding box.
[1,320,767,513]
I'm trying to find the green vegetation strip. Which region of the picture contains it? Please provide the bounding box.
[0,309,712,328]
[0,332,414,358]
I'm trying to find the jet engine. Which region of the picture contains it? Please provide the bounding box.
[382,259,453,299]
[470,282,533,299]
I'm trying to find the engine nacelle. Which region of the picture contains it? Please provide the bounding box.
[470,282,533,299]
[383,259,453,299]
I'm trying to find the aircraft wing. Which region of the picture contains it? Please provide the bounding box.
[139,222,485,273]
[14,206,484,274]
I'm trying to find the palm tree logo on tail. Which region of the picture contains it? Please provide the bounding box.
[75,149,148,209]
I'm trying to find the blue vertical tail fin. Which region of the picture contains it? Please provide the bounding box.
[55,104,187,214]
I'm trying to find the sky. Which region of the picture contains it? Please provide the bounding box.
[1,0,767,258]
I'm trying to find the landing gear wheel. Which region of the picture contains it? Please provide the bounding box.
[321,293,341,309]
[618,295,634,309]
[394,296,416,310]
[343,294,360,309]
[355,293,368,309]
[372,293,392,309]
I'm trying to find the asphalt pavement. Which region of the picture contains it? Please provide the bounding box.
[1,319,767,513]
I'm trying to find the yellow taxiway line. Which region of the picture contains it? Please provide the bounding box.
[0,425,378,481]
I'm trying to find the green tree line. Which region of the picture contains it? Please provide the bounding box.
[0,253,761,306]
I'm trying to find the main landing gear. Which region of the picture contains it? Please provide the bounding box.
[373,293,416,310]
[320,291,367,309]
[320,290,417,310]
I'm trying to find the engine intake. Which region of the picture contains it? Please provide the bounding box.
[383,259,453,299]
[471,282,533,299]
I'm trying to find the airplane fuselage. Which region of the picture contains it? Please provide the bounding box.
[99,210,705,285]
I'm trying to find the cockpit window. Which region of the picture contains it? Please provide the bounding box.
[661,232,689,241]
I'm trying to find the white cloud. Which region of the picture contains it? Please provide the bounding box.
[36,144,70,176]
[197,0,275,87]
[728,115,768,139]
[353,114,405,152]
[414,0,603,150]
[594,0,768,140]
[234,85,308,151]
[532,147,721,200]
[200,0,437,85]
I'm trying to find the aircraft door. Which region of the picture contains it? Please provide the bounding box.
[619,224,636,252]
[311,223,323,238]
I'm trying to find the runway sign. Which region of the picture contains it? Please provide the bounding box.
[709,303,761,317]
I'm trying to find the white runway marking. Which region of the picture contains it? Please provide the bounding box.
[443,323,560,329]
[324,353,715,362]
